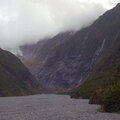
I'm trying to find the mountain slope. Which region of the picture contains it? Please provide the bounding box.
[21,4,120,89]
[71,32,120,112]
[20,32,74,88]
[0,48,43,96]
[71,32,120,98]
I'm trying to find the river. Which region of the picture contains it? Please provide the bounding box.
[0,94,120,120]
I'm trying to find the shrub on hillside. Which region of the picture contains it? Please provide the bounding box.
[103,82,120,112]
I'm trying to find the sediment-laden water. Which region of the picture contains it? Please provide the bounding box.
[0,94,120,120]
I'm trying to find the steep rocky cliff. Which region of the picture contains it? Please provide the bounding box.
[21,4,120,89]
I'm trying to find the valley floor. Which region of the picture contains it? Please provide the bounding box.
[0,94,120,120]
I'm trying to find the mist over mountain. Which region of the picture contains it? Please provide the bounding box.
[21,3,120,89]
[0,0,119,53]
[0,0,120,115]
[71,4,120,112]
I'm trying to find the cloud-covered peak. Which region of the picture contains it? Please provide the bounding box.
[0,0,119,54]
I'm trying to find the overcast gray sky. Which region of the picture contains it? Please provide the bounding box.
[0,0,119,54]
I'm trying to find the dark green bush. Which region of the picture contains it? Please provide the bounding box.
[103,82,120,112]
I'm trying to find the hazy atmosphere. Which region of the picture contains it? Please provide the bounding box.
[0,0,120,119]
[0,0,119,54]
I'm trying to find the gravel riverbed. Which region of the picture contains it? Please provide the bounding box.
[0,94,120,120]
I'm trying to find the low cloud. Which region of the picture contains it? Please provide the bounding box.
[0,0,119,54]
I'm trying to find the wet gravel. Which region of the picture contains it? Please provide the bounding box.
[0,94,120,120]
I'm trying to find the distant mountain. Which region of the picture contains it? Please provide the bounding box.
[0,48,44,96]
[20,32,74,88]
[21,4,120,89]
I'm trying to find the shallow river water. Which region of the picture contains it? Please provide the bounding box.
[0,94,120,120]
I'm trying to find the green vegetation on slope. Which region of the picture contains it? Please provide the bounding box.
[0,48,39,96]
[103,82,120,112]
[71,33,120,112]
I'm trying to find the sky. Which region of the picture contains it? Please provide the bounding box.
[0,0,119,54]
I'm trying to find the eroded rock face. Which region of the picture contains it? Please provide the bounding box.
[21,4,120,89]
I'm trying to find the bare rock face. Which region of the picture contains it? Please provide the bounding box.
[20,4,120,89]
